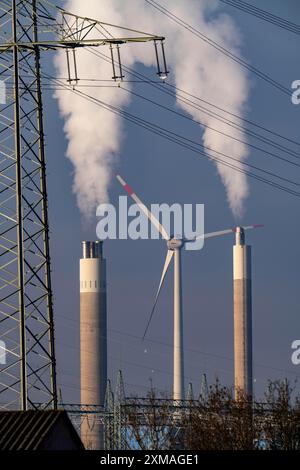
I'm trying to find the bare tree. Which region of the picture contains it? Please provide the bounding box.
[261,380,300,450]
[120,379,300,450]
[124,387,177,450]
[183,380,255,450]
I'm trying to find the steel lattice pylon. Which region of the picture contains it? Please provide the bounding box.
[0,0,57,410]
[0,0,166,411]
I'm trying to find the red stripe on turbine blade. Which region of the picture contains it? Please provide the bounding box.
[124,183,134,196]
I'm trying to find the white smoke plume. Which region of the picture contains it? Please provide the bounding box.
[55,0,249,219]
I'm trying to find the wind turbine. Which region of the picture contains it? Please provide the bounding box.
[116,174,262,401]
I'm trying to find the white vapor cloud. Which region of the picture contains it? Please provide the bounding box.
[55,0,249,219]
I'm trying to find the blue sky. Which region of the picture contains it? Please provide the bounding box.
[42,0,300,402]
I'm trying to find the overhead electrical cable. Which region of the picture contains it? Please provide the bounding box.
[46,72,300,198]
[120,85,300,169]
[164,82,300,149]
[144,0,291,96]
[57,312,300,378]
[87,48,300,160]
[219,0,300,36]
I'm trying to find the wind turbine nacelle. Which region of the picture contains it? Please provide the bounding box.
[167,238,183,251]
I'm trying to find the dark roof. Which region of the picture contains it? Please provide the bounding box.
[0,410,84,450]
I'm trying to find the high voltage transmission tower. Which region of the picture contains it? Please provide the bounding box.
[0,0,167,411]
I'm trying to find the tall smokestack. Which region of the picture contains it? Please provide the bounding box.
[80,240,107,449]
[233,227,253,400]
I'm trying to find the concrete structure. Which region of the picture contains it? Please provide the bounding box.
[172,244,184,401]
[116,174,186,402]
[233,227,253,399]
[80,241,107,449]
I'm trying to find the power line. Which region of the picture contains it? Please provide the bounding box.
[56,313,300,380]
[164,82,300,148]
[219,0,300,36]
[45,69,300,167]
[87,48,300,159]
[44,45,300,162]
[50,77,300,198]
[9,66,300,198]
[56,338,297,390]
[120,85,300,169]
[144,0,291,96]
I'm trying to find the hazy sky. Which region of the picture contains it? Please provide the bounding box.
[41,0,300,403]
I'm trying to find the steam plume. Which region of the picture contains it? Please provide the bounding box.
[55,0,249,219]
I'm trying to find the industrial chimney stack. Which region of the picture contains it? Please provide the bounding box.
[233,227,253,400]
[80,241,107,449]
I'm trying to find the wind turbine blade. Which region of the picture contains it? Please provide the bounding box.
[143,249,174,340]
[241,224,264,231]
[203,229,235,240]
[116,174,169,241]
[189,224,264,241]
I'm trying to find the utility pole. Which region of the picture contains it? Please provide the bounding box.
[0,0,167,411]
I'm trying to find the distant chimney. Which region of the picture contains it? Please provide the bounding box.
[233,227,253,399]
[80,241,107,449]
